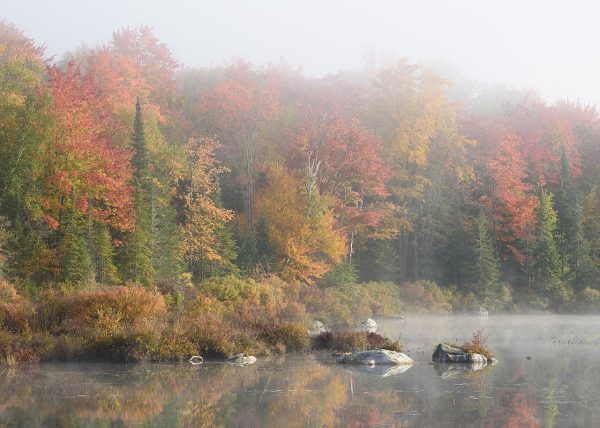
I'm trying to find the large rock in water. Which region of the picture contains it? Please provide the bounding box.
[336,349,414,366]
[432,343,492,364]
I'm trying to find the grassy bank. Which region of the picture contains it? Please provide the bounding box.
[0,276,414,365]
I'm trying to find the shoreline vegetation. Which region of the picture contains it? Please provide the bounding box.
[2,22,600,365]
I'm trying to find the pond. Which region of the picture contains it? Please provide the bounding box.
[1,315,599,427]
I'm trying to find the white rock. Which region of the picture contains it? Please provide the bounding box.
[227,353,257,365]
[336,349,414,366]
[353,318,378,333]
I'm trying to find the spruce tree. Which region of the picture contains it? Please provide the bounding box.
[532,189,569,307]
[61,206,94,286]
[555,145,578,275]
[468,211,500,301]
[119,99,154,286]
[90,223,119,284]
[533,190,560,283]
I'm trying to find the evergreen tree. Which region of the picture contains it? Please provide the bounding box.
[555,145,578,275]
[572,201,596,289]
[467,211,500,300]
[60,207,94,286]
[90,223,119,284]
[357,239,399,282]
[119,99,154,286]
[532,190,560,283]
[532,189,570,307]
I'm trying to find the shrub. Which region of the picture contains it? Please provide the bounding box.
[0,300,34,333]
[263,322,310,352]
[0,280,19,302]
[579,287,600,312]
[457,329,493,359]
[365,332,402,352]
[400,280,452,313]
[319,263,357,289]
[312,331,370,352]
[36,285,166,332]
[312,331,402,353]
[0,331,38,366]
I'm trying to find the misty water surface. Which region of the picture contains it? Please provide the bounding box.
[1,315,599,427]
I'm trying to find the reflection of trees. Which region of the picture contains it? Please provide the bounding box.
[3,336,600,428]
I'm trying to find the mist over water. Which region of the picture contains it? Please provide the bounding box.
[2,315,599,427]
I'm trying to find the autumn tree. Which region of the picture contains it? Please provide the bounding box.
[201,60,279,266]
[255,163,345,282]
[177,137,236,280]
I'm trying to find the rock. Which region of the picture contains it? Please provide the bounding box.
[227,353,257,365]
[188,355,203,365]
[432,343,489,364]
[353,318,378,333]
[308,320,328,337]
[471,306,489,317]
[390,314,405,321]
[336,349,414,366]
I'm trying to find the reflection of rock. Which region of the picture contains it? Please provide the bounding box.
[343,363,412,377]
[308,320,328,337]
[353,318,378,333]
[227,353,257,365]
[434,361,488,378]
[432,343,493,364]
[336,349,414,366]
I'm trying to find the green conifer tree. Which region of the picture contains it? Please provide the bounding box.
[90,223,119,284]
[61,206,94,286]
[468,211,500,301]
[119,99,154,286]
[533,189,570,307]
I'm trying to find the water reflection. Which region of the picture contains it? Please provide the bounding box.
[1,316,600,427]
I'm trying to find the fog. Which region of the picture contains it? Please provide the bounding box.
[3,315,600,426]
[4,0,600,105]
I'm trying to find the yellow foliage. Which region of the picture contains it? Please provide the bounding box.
[256,164,345,282]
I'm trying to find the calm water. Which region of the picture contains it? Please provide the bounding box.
[2,315,600,427]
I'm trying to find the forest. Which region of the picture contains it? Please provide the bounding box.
[2,18,600,330]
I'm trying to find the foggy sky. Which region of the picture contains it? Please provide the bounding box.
[4,0,599,105]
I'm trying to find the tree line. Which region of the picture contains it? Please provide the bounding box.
[2,21,600,310]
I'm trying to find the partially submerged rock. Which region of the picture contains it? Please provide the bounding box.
[353,318,377,333]
[227,353,257,365]
[188,355,204,365]
[432,343,495,365]
[336,349,413,366]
